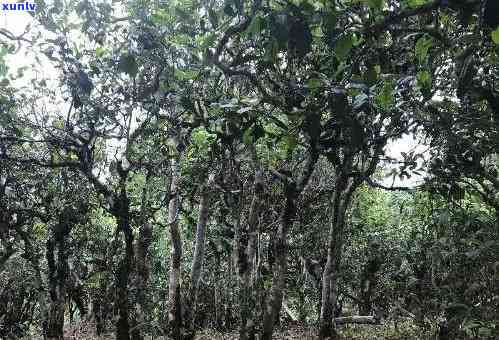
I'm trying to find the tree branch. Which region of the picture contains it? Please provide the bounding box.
[0,28,32,43]
[365,0,482,34]
[366,178,418,192]
[367,1,441,34]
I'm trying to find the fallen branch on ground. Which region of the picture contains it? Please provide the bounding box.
[334,316,380,325]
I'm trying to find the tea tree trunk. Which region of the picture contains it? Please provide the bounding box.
[167,158,183,340]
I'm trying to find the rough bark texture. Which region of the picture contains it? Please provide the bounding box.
[190,176,214,298]
[114,189,134,340]
[92,243,116,335]
[167,158,183,340]
[67,260,87,324]
[238,162,263,340]
[212,246,222,329]
[261,151,318,340]
[133,171,153,340]
[133,220,152,340]
[77,159,134,340]
[188,174,215,335]
[15,225,48,339]
[261,181,297,340]
[46,238,66,340]
[46,207,75,340]
[319,176,358,340]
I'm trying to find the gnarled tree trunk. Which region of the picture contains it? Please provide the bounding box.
[261,180,297,340]
[133,171,153,340]
[261,152,318,340]
[319,175,359,340]
[238,161,263,340]
[167,157,183,340]
[132,220,152,340]
[46,237,67,340]
[187,174,215,336]
[45,207,77,340]
[114,189,134,340]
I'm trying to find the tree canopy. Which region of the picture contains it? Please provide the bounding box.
[0,0,498,339]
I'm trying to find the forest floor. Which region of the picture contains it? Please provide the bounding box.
[194,322,430,340]
[34,320,430,340]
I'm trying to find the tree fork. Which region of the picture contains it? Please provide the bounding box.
[261,150,318,340]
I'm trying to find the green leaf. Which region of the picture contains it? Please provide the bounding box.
[334,33,353,60]
[491,27,499,45]
[246,15,263,36]
[243,126,254,145]
[351,33,364,47]
[52,118,64,129]
[283,135,298,153]
[415,36,433,64]
[375,81,394,110]
[175,6,191,21]
[191,127,216,150]
[366,0,385,10]
[200,33,216,49]
[243,124,266,145]
[406,0,429,8]
[151,8,169,25]
[95,46,106,58]
[307,78,323,90]
[312,25,323,38]
[118,54,138,77]
[175,68,199,81]
[169,34,191,47]
[192,128,208,146]
[417,70,431,89]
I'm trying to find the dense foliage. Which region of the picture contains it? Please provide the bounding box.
[0,0,497,339]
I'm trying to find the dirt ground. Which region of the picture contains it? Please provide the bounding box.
[194,323,430,340]
[19,320,430,339]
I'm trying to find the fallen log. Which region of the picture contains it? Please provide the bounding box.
[334,316,380,325]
